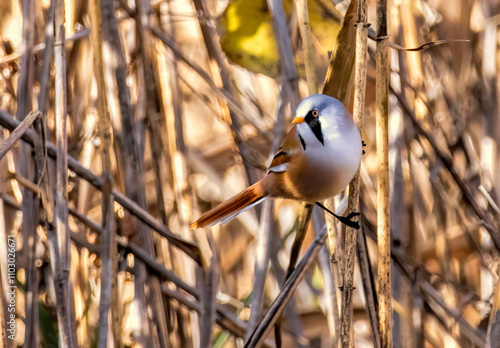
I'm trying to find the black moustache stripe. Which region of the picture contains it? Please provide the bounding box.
[298,133,306,150]
[304,111,324,145]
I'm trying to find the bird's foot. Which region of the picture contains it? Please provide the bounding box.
[315,202,361,229]
[337,212,360,229]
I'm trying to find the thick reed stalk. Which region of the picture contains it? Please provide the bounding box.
[52,0,75,345]
[340,0,369,346]
[375,0,392,346]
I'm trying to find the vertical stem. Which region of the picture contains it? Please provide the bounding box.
[53,0,74,345]
[246,199,274,340]
[99,0,165,345]
[89,1,120,346]
[89,0,122,345]
[340,0,369,346]
[376,0,392,346]
[247,88,287,340]
[357,226,381,347]
[17,0,37,345]
[295,0,317,95]
[267,0,301,110]
[135,1,172,344]
[97,174,114,348]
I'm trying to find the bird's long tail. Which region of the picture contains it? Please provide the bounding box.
[190,181,267,229]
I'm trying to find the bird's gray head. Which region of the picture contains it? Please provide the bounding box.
[292,94,351,148]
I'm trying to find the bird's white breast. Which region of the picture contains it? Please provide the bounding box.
[305,124,362,197]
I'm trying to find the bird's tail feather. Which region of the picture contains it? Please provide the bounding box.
[191,181,266,229]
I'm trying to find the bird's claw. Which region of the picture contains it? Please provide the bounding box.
[339,211,361,229]
[346,212,361,219]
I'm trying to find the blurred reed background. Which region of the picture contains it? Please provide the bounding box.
[0,0,499,347]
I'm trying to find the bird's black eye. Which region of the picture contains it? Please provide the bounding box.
[312,109,319,117]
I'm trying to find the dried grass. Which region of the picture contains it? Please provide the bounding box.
[0,0,498,347]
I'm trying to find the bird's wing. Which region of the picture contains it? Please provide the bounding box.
[268,125,303,173]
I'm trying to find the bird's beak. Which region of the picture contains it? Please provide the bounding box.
[292,116,305,124]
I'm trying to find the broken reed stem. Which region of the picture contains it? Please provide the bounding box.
[375,0,392,346]
[340,0,369,346]
[296,0,317,95]
[0,111,39,161]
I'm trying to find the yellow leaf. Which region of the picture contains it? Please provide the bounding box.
[217,0,341,78]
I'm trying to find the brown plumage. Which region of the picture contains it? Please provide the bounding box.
[190,181,267,229]
[190,94,363,230]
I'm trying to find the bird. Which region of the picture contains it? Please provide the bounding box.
[190,94,363,230]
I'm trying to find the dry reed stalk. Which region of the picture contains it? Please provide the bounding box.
[419,279,485,346]
[157,4,197,344]
[97,174,115,348]
[0,28,90,65]
[392,88,500,245]
[247,87,287,343]
[296,0,317,95]
[0,182,256,345]
[340,0,369,345]
[16,0,38,345]
[322,0,357,103]
[245,219,338,347]
[0,111,39,161]
[21,185,40,348]
[389,47,413,346]
[99,0,169,344]
[375,0,392,346]
[399,0,422,88]
[312,209,340,342]
[273,203,312,347]
[88,0,121,345]
[266,0,301,109]
[356,225,380,346]
[246,200,274,339]
[361,207,487,346]
[157,21,202,348]
[135,1,173,345]
[320,6,357,342]
[52,0,76,345]
[16,0,35,123]
[26,4,55,342]
[151,28,268,140]
[0,108,202,260]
